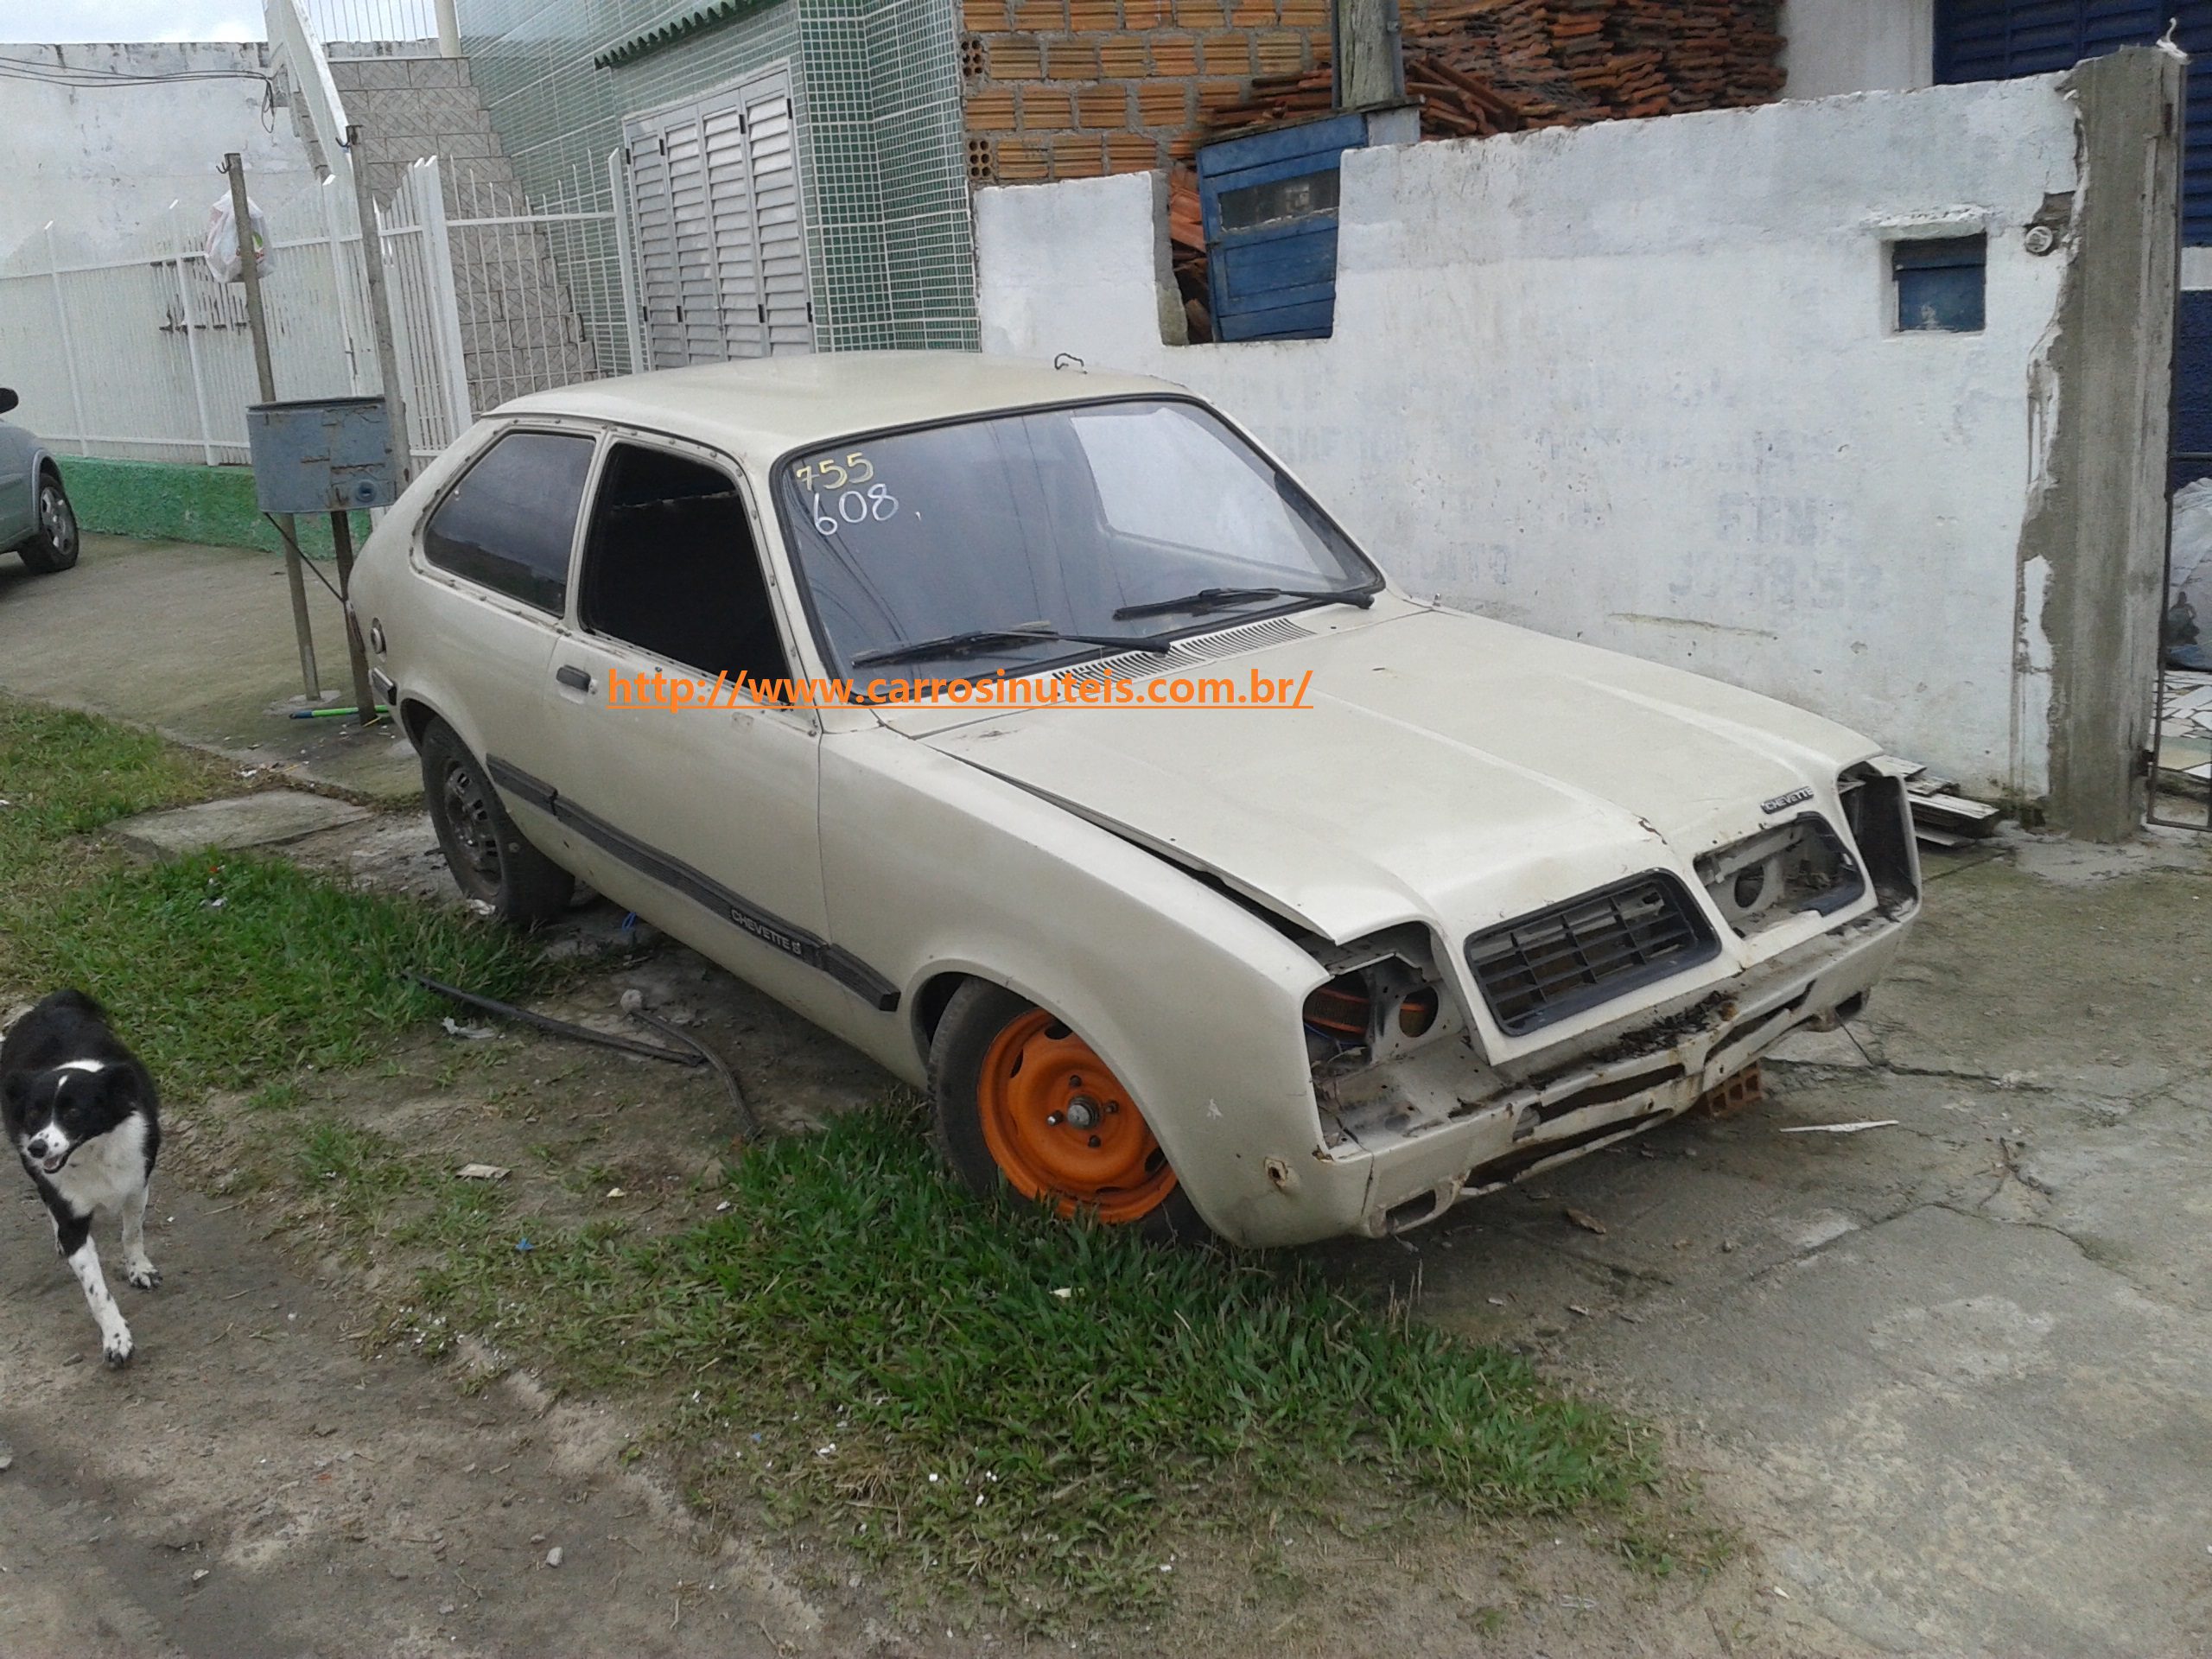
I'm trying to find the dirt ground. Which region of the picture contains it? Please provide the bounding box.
[3,752,2211,1651]
[0,804,1834,1659]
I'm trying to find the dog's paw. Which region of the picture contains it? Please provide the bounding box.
[102,1329,134,1368]
[124,1259,161,1291]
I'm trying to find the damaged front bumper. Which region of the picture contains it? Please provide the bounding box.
[1308,909,1910,1237]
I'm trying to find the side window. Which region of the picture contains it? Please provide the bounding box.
[577,442,791,681]
[422,430,595,614]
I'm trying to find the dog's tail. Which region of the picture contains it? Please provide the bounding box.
[36,988,106,1020]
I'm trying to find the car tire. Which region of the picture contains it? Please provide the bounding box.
[928,979,1207,1244]
[417,717,575,927]
[16,470,79,575]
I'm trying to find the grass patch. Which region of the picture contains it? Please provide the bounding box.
[408,1101,1661,1618]
[0,696,555,1093]
[14,855,551,1093]
[3,696,1687,1626]
[0,699,225,874]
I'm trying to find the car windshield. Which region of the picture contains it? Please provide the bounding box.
[774,398,1378,684]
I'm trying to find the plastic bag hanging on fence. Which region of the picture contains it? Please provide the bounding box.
[204,194,274,283]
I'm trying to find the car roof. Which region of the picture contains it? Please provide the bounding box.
[490,352,1186,469]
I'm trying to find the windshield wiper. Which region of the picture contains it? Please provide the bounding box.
[850,622,1175,669]
[1112,585,1375,621]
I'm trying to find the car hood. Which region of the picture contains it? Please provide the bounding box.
[912,603,1879,944]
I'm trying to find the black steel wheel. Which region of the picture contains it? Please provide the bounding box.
[417,717,574,926]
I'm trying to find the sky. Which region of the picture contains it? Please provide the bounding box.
[0,1,265,41]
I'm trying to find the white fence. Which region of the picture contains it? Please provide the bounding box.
[1,186,378,467]
[304,0,448,46]
[0,0,641,477]
[0,155,638,470]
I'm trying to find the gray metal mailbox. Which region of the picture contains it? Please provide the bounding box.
[246,396,399,514]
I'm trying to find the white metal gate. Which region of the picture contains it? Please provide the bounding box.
[0,155,643,471]
[622,68,814,369]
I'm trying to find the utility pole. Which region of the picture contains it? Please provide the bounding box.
[346,124,414,480]
[1332,0,1404,111]
[226,151,320,702]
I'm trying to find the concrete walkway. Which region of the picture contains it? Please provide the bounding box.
[0,533,419,801]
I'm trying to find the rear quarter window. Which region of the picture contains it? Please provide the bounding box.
[423,429,596,614]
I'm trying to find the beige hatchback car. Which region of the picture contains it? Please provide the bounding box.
[347,353,1919,1248]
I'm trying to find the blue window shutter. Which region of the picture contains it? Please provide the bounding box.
[1934,0,2212,242]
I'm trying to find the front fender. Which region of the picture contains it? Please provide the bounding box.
[823,728,1346,1243]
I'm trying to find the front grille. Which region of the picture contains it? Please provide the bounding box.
[1465,874,1719,1035]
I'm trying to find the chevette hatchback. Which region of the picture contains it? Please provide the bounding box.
[346,353,1919,1247]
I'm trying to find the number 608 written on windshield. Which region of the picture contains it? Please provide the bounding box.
[810,483,898,534]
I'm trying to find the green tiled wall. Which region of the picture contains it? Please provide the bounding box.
[454,0,976,353]
[59,458,365,558]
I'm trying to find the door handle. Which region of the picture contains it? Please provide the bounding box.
[555,664,591,692]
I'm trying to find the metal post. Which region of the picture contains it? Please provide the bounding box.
[607,147,647,374]
[411,158,474,437]
[169,201,218,467]
[227,151,321,702]
[327,511,383,728]
[42,225,89,456]
[435,0,461,57]
[320,176,369,393]
[347,124,416,478]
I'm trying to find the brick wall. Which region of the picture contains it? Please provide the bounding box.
[960,0,1331,184]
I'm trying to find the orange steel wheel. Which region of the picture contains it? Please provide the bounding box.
[975,1010,1178,1223]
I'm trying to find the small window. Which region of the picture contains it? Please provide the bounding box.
[578,443,790,682]
[1893,235,1986,334]
[423,429,595,613]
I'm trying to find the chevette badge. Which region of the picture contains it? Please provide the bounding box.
[1761,786,1815,815]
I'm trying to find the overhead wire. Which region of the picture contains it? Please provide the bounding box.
[0,48,282,130]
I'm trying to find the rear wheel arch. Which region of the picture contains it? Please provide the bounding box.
[397,695,445,749]
[416,714,573,926]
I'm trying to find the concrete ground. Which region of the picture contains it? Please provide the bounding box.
[0,532,418,801]
[1322,832,2212,1657]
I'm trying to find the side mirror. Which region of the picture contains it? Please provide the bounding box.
[0,389,17,416]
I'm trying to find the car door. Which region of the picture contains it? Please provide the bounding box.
[0,404,36,549]
[541,435,867,1018]
[410,424,601,868]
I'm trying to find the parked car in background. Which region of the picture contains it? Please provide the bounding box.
[347,353,1922,1248]
[0,389,79,577]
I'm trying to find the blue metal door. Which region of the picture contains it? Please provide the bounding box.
[1197,112,1369,342]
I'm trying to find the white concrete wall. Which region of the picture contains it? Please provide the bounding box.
[0,43,319,269]
[976,77,2086,800]
[1780,0,1932,99]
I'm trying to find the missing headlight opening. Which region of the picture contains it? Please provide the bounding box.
[1839,766,1922,912]
[1696,815,1865,937]
[1302,931,1450,1067]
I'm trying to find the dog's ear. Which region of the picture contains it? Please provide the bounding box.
[1,1073,26,1115]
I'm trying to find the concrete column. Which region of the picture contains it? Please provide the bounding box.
[435,0,461,57]
[2031,47,2185,840]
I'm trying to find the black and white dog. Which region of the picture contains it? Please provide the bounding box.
[2,990,162,1366]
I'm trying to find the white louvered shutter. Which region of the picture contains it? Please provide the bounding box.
[622,118,685,369]
[621,69,813,367]
[699,90,766,359]
[662,111,723,365]
[742,87,813,354]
